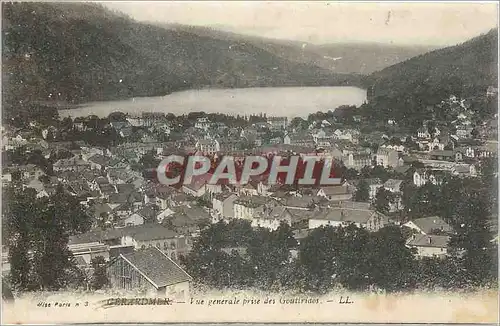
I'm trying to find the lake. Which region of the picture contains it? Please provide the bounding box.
[58,86,367,119]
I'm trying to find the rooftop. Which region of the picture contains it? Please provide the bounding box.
[407,234,450,248]
[120,247,192,288]
[408,216,453,234]
[313,207,385,225]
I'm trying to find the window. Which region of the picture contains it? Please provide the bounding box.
[164,242,168,249]
[141,245,146,250]
[171,242,176,250]
[148,243,153,248]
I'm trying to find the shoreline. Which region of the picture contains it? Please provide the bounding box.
[56,85,367,119]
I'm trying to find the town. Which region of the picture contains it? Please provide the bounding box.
[2,86,498,300]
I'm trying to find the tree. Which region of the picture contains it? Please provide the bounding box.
[373,187,393,215]
[354,179,370,202]
[108,111,127,122]
[247,223,297,290]
[5,185,92,291]
[60,117,73,130]
[333,224,372,290]
[367,226,417,291]
[297,226,342,293]
[90,256,109,290]
[290,117,308,130]
[448,191,496,286]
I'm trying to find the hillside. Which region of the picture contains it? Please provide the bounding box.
[365,29,498,107]
[161,23,437,75]
[2,2,360,116]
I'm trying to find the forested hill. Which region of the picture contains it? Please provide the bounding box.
[160,23,437,75]
[2,2,360,115]
[365,29,498,107]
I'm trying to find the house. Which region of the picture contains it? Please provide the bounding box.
[194,117,210,131]
[68,228,126,263]
[403,216,453,235]
[165,213,199,237]
[2,171,12,183]
[127,116,146,127]
[153,185,177,210]
[66,179,92,197]
[219,139,241,152]
[417,126,431,139]
[119,127,133,138]
[195,139,220,155]
[267,116,288,131]
[383,179,404,211]
[383,179,403,193]
[135,204,161,224]
[486,86,498,97]
[283,133,315,148]
[156,208,175,224]
[321,146,343,161]
[344,152,372,170]
[332,129,355,142]
[364,178,384,200]
[425,137,446,151]
[282,195,326,210]
[237,181,259,196]
[15,164,45,180]
[461,143,497,159]
[165,206,211,236]
[117,213,144,228]
[233,196,278,220]
[120,224,189,261]
[111,203,135,219]
[109,121,130,131]
[308,207,388,231]
[413,169,446,187]
[251,206,292,231]
[380,143,406,153]
[428,150,463,162]
[456,125,473,139]
[452,164,478,177]
[375,147,399,168]
[182,173,221,198]
[88,154,111,171]
[212,193,238,221]
[406,234,450,258]
[53,157,90,172]
[108,247,192,300]
[315,184,352,202]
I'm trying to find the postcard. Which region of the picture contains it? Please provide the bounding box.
[1,1,498,324]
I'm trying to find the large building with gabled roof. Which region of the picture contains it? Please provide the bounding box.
[108,247,192,300]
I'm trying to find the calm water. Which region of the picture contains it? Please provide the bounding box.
[59,86,367,119]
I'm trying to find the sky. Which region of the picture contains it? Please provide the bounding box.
[103,1,498,46]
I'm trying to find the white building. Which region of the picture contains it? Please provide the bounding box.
[406,234,450,258]
[308,207,388,232]
[194,117,211,131]
[195,139,220,154]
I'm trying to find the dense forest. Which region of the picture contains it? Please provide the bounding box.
[2,2,360,118]
[161,23,436,74]
[364,29,498,120]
